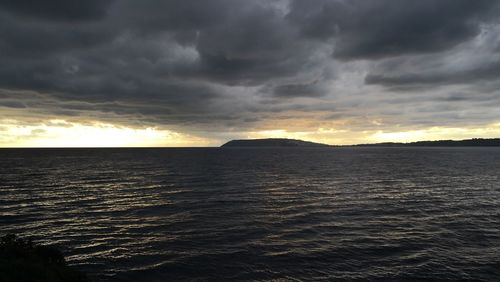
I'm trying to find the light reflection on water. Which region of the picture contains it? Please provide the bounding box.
[1,147,500,281]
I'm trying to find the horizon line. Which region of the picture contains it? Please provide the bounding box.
[1,137,500,149]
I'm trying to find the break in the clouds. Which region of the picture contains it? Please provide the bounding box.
[1,0,500,145]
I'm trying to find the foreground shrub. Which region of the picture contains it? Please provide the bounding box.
[0,234,88,282]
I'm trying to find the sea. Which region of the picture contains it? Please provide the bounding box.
[1,147,500,281]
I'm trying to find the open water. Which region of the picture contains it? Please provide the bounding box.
[1,147,500,281]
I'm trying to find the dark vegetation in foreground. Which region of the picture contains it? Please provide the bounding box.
[0,234,88,282]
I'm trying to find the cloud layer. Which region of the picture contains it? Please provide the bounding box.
[1,0,500,144]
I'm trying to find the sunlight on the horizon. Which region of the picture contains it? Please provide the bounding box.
[2,119,500,147]
[0,119,212,147]
[370,124,500,143]
[246,122,500,145]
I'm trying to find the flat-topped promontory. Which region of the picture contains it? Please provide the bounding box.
[221,138,331,147]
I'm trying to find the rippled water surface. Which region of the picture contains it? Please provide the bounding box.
[1,147,500,281]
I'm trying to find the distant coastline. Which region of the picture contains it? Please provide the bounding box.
[221,138,500,147]
[221,138,330,147]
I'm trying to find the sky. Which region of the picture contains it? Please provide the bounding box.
[1,0,500,147]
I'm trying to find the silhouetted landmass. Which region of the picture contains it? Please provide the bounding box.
[0,234,89,282]
[354,138,500,147]
[221,138,500,147]
[221,138,331,147]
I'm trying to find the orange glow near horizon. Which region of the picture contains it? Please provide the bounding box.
[246,123,500,145]
[1,119,500,147]
[0,119,215,147]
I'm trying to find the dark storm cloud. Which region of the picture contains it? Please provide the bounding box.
[1,0,500,134]
[113,0,235,32]
[0,0,113,21]
[111,1,320,85]
[366,62,500,87]
[287,0,498,60]
[193,4,313,85]
[272,81,325,98]
[0,12,114,59]
[0,0,328,126]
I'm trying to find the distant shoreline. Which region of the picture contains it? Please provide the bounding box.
[221,137,500,148]
[1,137,500,149]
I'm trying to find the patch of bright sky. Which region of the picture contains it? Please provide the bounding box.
[1,119,500,147]
[0,119,215,147]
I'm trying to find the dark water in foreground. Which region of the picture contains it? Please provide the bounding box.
[1,147,500,281]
